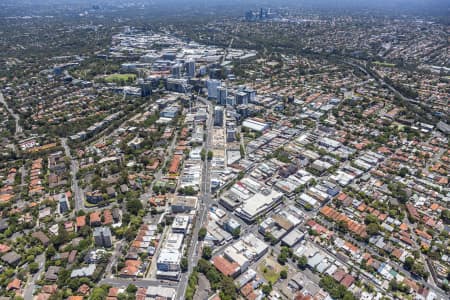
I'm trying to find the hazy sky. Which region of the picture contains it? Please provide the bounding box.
[1,0,449,16]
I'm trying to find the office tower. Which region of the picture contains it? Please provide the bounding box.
[214,106,224,127]
[186,60,195,77]
[217,86,228,106]
[207,79,220,99]
[171,64,181,78]
[235,91,249,105]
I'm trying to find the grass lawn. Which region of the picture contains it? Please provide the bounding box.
[84,200,98,208]
[105,73,136,82]
[259,257,285,284]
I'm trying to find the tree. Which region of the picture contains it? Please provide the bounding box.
[366,223,380,236]
[404,256,414,270]
[280,269,288,279]
[231,227,240,238]
[202,246,212,260]
[181,257,188,272]
[364,214,379,225]
[207,150,213,161]
[398,167,409,177]
[126,284,137,294]
[441,209,450,224]
[197,258,211,274]
[200,148,206,161]
[297,255,308,269]
[220,276,237,300]
[277,252,288,265]
[261,284,272,295]
[91,287,108,300]
[29,262,39,273]
[126,199,143,215]
[198,227,207,240]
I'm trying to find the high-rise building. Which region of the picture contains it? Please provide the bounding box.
[207,79,221,99]
[226,96,236,107]
[226,127,236,142]
[186,60,196,78]
[235,91,249,105]
[244,88,256,103]
[140,81,152,97]
[93,227,112,248]
[214,106,224,127]
[171,64,182,78]
[217,86,228,106]
[245,11,256,21]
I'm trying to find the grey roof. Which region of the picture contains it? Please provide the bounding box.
[1,251,21,265]
[70,264,96,278]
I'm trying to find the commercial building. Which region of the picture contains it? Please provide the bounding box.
[235,188,283,223]
[160,106,179,119]
[171,196,198,213]
[186,60,196,78]
[214,106,224,127]
[172,215,190,234]
[235,91,248,105]
[242,118,269,132]
[207,79,221,99]
[146,286,176,300]
[217,86,227,105]
[226,127,236,142]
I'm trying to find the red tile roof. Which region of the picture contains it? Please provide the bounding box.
[212,256,240,277]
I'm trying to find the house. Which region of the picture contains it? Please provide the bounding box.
[0,244,11,253]
[103,209,113,225]
[68,250,77,264]
[68,296,84,300]
[106,186,117,198]
[77,284,90,296]
[32,231,50,246]
[70,264,96,278]
[120,260,142,278]
[45,266,61,281]
[6,278,21,291]
[76,215,86,229]
[90,211,101,226]
[112,208,121,222]
[1,251,21,266]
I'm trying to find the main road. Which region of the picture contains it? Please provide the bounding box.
[0,91,23,137]
[61,138,84,212]
[177,96,214,300]
[23,254,45,300]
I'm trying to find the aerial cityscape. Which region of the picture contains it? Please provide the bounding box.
[0,0,448,299]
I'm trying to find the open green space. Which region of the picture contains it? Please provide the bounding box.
[105,73,136,83]
[259,258,285,284]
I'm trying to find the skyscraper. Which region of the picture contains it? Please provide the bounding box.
[171,64,182,78]
[217,86,228,106]
[186,60,196,78]
[214,106,224,127]
[207,79,220,99]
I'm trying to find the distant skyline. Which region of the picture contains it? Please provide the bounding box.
[1,0,449,17]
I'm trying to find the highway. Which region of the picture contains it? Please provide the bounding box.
[342,60,421,106]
